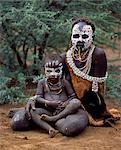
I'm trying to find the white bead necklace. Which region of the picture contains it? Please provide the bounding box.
[66,46,108,92]
[72,45,94,74]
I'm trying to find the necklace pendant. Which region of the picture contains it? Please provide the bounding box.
[92,81,98,92]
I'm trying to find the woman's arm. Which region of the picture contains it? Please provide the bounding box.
[60,52,71,81]
[91,47,107,77]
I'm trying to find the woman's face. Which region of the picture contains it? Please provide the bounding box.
[71,21,93,52]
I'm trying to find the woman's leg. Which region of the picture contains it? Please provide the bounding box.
[10,109,30,131]
[55,109,88,136]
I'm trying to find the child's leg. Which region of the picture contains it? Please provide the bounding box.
[30,108,58,138]
[41,98,81,122]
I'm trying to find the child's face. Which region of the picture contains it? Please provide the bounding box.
[45,60,63,84]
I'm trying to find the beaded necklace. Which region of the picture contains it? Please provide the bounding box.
[72,45,94,74]
[66,45,108,92]
[72,47,89,62]
[45,79,63,95]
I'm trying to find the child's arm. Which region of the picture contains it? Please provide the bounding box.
[34,95,62,108]
[25,80,61,119]
[35,80,62,107]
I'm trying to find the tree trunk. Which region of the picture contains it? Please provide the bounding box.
[38,32,49,60]
[11,43,23,68]
[22,39,29,72]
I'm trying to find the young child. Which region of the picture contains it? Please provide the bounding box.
[25,53,88,137]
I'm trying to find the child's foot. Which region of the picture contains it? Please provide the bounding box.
[40,114,48,120]
[49,128,58,138]
[40,114,56,122]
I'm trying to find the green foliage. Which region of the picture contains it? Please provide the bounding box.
[106,65,121,99]
[0,0,121,74]
[0,68,26,104]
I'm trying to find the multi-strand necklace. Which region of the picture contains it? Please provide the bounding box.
[45,79,63,95]
[66,45,108,92]
[72,45,94,74]
[72,47,89,62]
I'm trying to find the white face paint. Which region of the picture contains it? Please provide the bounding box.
[71,23,93,51]
[45,61,63,79]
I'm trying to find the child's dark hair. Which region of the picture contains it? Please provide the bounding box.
[44,52,62,66]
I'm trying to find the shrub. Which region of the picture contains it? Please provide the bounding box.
[106,65,121,99]
[0,68,26,104]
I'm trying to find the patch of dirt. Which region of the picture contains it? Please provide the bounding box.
[0,101,121,150]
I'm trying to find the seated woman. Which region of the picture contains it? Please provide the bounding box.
[10,53,88,138]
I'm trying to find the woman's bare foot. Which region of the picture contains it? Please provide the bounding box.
[49,128,59,138]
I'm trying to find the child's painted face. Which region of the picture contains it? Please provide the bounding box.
[71,22,93,52]
[45,60,63,84]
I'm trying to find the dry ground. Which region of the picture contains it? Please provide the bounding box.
[0,101,121,150]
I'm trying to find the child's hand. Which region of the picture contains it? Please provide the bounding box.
[58,100,69,108]
[25,96,36,120]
